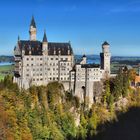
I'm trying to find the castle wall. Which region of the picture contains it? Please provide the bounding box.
[75,81,85,103]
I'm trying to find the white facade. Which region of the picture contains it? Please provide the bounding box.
[14,17,74,90]
[70,42,111,107]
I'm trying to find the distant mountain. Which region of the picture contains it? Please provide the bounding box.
[1,54,140,64]
[0,55,14,63]
[75,55,140,64]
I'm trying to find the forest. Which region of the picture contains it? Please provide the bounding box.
[0,68,140,140]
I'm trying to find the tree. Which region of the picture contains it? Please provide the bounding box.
[113,72,123,101]
[103,80,113,107]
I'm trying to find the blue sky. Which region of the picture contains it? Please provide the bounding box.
[0,0,140,56]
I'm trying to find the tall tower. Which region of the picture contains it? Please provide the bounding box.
[100,41,111,76]
[42,30,48,55]
[29,16,37,41]
[80,54,87,64]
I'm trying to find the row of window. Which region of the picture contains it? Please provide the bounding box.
[26,63,70,67]
[27,58,43,61]
[27,72,69,77]
[26,68,43,71]
[33,78,43,81]
[50,58,68,61]
[76,77,99,81]
[28,76,71,82]
[27,64,43,66]
[26,57,69,61]
[49,77,69,81]
[49,62,70,66]
[77,68,99,71]
[26,68,70,73]
[26,74,43,76]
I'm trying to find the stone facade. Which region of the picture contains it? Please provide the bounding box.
[14,17,111,106]
[70,42,111,106]
[14,17,74,90]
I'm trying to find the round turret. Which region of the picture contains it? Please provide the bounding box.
[102,41,110,53]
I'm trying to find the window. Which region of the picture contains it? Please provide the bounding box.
[27,64,29,66]
[27,58,29,60]
[40,58,42,60]
[31,58,34,60]
[51,58,53,60]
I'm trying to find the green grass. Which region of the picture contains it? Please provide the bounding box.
[0,65,14,80]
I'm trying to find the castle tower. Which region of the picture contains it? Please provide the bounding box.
[80,54,87,64]
[100,41,111,76]
[29,16,37,41]
[42,30,48,55]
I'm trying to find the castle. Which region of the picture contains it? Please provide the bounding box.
[14,17,111,106]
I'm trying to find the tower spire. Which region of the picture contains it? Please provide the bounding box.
[43,30,48,42]
[18,35,20,41]
[29,16,37,41]
[30,16,36,28]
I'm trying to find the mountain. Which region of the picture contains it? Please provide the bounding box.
[0,55,14,63]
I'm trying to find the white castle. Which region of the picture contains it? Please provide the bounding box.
[14,17,111,105]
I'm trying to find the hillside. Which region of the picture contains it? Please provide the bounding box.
[0,65,14,80]
[94,107,140,140]
[0,69,140,140]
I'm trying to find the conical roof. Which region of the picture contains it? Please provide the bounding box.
[102,41,109,46]
[43,30,48,42]
[30,16,36,28]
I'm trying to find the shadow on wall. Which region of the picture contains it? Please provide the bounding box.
[89,107,140,140]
